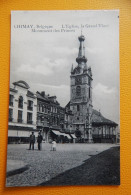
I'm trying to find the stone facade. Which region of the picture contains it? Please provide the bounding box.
[36,91,65,142]
[70,34,93,142]
[8,81,37,143]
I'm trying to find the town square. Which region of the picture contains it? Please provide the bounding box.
[6,143,120,186]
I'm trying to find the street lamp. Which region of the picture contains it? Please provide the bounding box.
[86,107,93,143]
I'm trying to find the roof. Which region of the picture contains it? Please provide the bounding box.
[92,109,118,126]
[10,87,18,93]
[27,90,36,99]
[36,91,60,105]
[65,101,70,108]
[36,92,49,102]
[13,80,30,89]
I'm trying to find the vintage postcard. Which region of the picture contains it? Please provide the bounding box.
[6,10,120,187]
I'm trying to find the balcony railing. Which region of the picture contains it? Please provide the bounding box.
[27,120,33,124]
[18,118,23,123]
[18,104,23,109]
[27,106,33,111]
[9,102,13,106]
[9,117,13,122]
[37,121,43,126]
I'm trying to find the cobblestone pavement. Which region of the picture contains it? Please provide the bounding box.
[6,143,117,187]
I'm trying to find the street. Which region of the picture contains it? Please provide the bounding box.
[6,143,119,187]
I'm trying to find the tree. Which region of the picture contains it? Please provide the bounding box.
[75,129,82,138]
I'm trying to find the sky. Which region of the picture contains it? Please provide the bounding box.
[10,10,119,124]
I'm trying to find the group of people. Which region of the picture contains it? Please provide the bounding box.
[29,131,56,151]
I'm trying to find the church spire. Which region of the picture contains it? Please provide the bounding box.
[76,34,87,64]
[71,64,74,73]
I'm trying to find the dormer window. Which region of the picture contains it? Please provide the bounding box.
[18,96,23,109]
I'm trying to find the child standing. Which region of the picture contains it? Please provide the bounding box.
[51,140,56,151]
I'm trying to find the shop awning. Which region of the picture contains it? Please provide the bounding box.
[8,130,38,137]
[52,130,71,139]
[52,130,63,136]
[64,134,71,139]
[71,134,77,139]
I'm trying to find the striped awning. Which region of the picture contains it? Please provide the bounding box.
[52,130,71,139]
[64,134,71,139]
[71,134,77,139]
[52,130,63,136]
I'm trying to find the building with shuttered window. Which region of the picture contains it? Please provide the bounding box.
[8,80,37,143]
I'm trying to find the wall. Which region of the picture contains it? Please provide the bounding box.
[9,85,37,129]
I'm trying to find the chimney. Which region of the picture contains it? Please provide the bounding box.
[41,91,45,97]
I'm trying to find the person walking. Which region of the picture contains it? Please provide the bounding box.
[29,132,35,150]
[37,131,43,150]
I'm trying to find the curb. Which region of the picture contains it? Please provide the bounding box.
[7,165,29,178]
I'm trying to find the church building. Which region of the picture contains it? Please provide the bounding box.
[69,34,118,143]
[70,34,93,142]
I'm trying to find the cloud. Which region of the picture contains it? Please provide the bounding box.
[52,47,78,56]
[34,83,69,90]
[33,83,70,107]
[86,47,104,54]
[93,83,117,95]
[93,83,119,123]
[16,58,69,76]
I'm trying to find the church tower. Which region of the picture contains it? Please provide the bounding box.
[70,34,93,142]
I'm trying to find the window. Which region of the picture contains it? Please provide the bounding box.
[76,86,81,96]
[27,112,33,124]
[42,105,45,112]
[57,117,59,125]
[89,87,91,99]
[77,105,80,111]
[40,105,42,112]
[37,104,40,112]
[75,77,82,85]
[9,94,14,106]
[18,96,23,109]
[88,77,91,86]
[54,116,56,124]
[27,100,33,111]
[37,104,41,112]
[45,106,47,113]
[61,124,64,129]
[9,108,13,121]
[18,110,23,123]
[48,107,51,113]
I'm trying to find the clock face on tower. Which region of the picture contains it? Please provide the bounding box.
[75,77,82,85]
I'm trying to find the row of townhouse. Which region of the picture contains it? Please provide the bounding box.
[8,80,118,144]
[8,80,76,143]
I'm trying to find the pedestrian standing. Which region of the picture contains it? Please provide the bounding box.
[29,132,35,150]
[37,131,43,150]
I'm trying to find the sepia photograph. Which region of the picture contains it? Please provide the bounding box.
[6,10,120,187]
